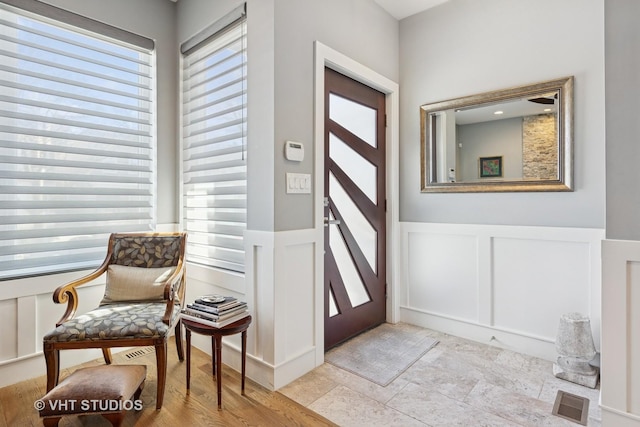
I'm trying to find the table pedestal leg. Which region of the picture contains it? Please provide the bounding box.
[215,335,223,409]
[186,329,191,391]
[241,330,247,394]
[211,336,216,377]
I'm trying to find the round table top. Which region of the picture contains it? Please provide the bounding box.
[182,315,252,336]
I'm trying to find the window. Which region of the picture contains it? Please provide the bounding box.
[0,1,155,280]
[181,5,247,273]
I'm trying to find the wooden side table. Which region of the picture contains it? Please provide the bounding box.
[182,315,252,409]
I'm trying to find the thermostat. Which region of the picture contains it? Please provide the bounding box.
[285,140,304,162]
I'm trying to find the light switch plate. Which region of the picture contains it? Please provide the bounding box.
[286,173,311,194]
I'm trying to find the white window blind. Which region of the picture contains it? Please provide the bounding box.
[182,8,247,273]
[0,3,155,280]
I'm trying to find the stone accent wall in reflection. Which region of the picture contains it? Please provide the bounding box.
[522,114,557,179]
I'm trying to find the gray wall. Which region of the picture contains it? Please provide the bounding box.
[178,0,277,232]
[605,0,640,240]
[177,0,398,232]
[272,0,398,231]
[43,0,398,233]
[400,0,605,228]
[39,0,612,233]
[176,0,243,42]
[458,118,523,181]
[41,0,179,225]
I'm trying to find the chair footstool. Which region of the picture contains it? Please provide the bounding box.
[38,365,146,427]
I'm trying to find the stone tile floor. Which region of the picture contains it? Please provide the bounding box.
[280,328,601,426]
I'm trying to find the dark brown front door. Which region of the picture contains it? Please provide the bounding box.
[324,67,386,349]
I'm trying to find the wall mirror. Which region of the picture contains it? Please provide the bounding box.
[420,76,573,192]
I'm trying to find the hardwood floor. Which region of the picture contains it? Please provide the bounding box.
[0,340,336,427]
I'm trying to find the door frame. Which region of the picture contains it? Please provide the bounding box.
[313,41,400,363]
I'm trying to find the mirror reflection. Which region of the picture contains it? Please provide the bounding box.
[420,77,573,192]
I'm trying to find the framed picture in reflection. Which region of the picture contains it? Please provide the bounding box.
[479,156,502,178]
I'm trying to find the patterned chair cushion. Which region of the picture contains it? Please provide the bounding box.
[112,235,181,268]
[43,302,181,343]
[100,265,176,304]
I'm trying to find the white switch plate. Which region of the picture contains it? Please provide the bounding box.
[286,173,311,194]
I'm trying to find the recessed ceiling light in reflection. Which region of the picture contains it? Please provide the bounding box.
[544,108,552,112]
[494,111,504,115]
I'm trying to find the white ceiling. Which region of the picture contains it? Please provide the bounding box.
[169,1,446,20]
[373,0,449,20]
[455,97,557,125]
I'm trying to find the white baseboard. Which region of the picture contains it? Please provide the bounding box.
[401,306,556,360]
[602,405,640,427]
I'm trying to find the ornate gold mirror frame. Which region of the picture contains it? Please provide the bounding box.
[420,76,574,192]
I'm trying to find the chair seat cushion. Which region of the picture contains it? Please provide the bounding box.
[39,365,146,417]
[43,302,180,343]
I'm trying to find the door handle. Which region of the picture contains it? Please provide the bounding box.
[324,217,341,227]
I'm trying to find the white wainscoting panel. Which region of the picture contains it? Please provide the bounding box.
[601,239,640,426]
[407,232,478,322]
[400,222,603,361]
[17,296,37,356]
[0,298,17,361]
[279,242,315,360]
[493,238,592,341]
[0,271,108,388]
[244,228,318,390]
[629,261,640,416]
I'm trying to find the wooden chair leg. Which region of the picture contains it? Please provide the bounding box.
[102,412,125,427]
[134,380,145,401]
[154,341,167,410]
[42,416,61,427]
[174,320,184,362]
[102,348,113,365]
[43,344,59,392]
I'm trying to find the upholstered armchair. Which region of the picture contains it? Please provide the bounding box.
[42,232,187,410]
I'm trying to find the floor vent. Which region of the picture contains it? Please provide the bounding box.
[552,390,589,425]
[124,347,154,360]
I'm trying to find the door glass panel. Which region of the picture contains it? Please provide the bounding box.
[329,288,338,317]
[330,173,377,274]
[329,133,377,204]
[329,93,377,147]
[329,211,370,308]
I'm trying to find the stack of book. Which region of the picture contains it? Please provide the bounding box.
[180,295,249,328]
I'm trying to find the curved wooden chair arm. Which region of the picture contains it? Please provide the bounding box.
[52,258,110,327]
[161,258,186,324]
